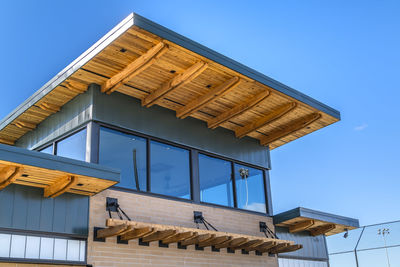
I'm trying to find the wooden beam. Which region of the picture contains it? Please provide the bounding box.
[37,102,61,113]
[260,113,321,146]
[231,239,264,250]
[235,102,297,138]
[269,243,289,254]
[197,236,230,248]
[96,224,131,239]
[289,220,315,233]
[253,241,276,252]
[102,42,169,94]
[309,224,336,236]
[176,77,241,119]
[161,232,195,244]
[14,121,36,130]
[276,244,303,253]
[120,227,155,241]
[0,166,23,190]
[207,90,271,129]
[180,233,213,246]
[214,237,248,249]
[64,81,87,94]
[141,229,176,243]
[0,138,14,145]
[142,61,208,107]
[43,175,77,198]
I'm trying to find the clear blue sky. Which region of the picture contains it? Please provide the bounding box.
[0,1,399,226]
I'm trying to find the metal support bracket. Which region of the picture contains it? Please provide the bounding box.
[93,227,106,242]
[138,238,149,246]
[159,240,169,248]
[117,235,128,244]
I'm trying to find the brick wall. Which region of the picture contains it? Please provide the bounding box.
[87,189,279,267]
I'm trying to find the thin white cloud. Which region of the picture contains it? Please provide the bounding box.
[354,123,368,131]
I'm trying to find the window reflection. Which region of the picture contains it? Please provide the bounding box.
[56,129,87,161]
[150,141,190,199]
[199,154,233,207]
[39,144,53,155]
[234,164,266,212]
[99,127,147,190]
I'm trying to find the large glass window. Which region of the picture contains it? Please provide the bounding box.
[199,154,233,207]
[39,144,53,155]
[56,129,87,161]
[99,127,147,190]
[150,141,190,199]
[234,164,266,213]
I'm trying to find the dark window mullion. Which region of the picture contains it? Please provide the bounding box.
[231,162,237,208]
[190,149,200,203]
[146,138,151,192]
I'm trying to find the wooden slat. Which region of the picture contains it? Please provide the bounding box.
[0,138,15,145]
[236,102,297,138]
[141,229,176,243]
[231,239,264,251]
[207,90,271,129]
[253,241,277,252]
[36,102,61,113]
[142,61,208,107]
[43,175,77,198]
[102,42,169,94]
[269,243,289,254]
[176,77,241,119]
[180,233,213,246]
[0,166,23,190]
[309,224,336,236]
[214,237,248,249]
[276,244,303,253]
[260,113,321,146]
[96,224,131,239]
[289,220,315,233]
[14,121,36,130]
[197,236,230,248]
[120,227,155,241]
[161,232,195,244]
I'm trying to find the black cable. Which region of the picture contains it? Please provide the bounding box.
[202,218,218,231]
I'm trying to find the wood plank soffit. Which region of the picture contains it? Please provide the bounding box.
[36,102,61,113]
[235,102,297,138]
[102,42,169,94]
[14,121,36,130]
[0,166,23,190]
[0,138,15,145]
[176,76,241,119]
[142,61,208,107]
[260,112,321,146]
[289,219,315,233]
[309,224,336,236]
[43,175,77,198]
[207,90,271,129]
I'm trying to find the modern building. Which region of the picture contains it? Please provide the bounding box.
[0,13,359,267]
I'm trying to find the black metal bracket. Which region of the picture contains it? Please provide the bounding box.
[211,246,220,252]
[159,240,169,248]
[193,211,218,231]
[106,197,131,221]
[117,235,128,244]
[93,227,105,242]
[255,250,263,256]
[138,238,149,246]
[195,244,204,250]
[259,221,278,239]
[177,242,187,249]
[227,247,235,253]
[241,249,249,254]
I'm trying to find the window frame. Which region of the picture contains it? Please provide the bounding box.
[96,122,271,215]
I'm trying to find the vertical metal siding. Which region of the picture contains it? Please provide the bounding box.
[0,184,89,236]
[278,258,328,267]
[276,227,329,261]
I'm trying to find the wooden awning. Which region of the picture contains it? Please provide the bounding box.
[274,207,359,236]
[0,144,119,197]
[95,218,302,255]
[0,13,340,150]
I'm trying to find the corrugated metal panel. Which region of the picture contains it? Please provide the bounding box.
[276,227,328,261]
[0,184,88,236]
[92,86,271,169]
[15,87,94,150]
[278,258,328,267]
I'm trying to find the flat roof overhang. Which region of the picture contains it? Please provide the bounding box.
[0,13,340,149]
[0,144,120,197]
[273,207,359,236]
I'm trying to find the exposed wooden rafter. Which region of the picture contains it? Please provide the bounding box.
[141,230,176,243]
[236,102,297,138]
[198,236,230,248]
[64,81,87,94]
[214,237,248,249]
[0,138,15,145]
[36,102,61,113]
[14,121,36,130]
[161,232,195,244]
[120,227,155,241]
[0,166,23,190]
[102,42,169,94]
[207,90,271,129]
[176,77,241,119]
[260,113,321,146]
[253,241,277,252]
[289,220,315,233]
[43,175,77,198]
[180,233,213,246]
[309,224,336,236]
[142,61,208,107]
[96,224,132,239]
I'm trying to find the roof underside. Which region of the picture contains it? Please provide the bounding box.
[0,13,340,149]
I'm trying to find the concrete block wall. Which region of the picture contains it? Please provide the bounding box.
[87,189,279,267]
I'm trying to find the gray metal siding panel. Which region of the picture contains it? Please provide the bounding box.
[276,227,328,261]
[92,87,271,169]
[0,184,88,236]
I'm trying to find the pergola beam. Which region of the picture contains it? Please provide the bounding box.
[176,77,241,119]
[43,175,76,198]
[0,138,14,145]
[208,90,271,129]
[236,102,296,138]
[120,227,155,241]
[102,42,169,94]
[289,219,315,233]
[0,166,23,190]
[142,61,208,107]
[309,224,336,236]
[260,113,321,146]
